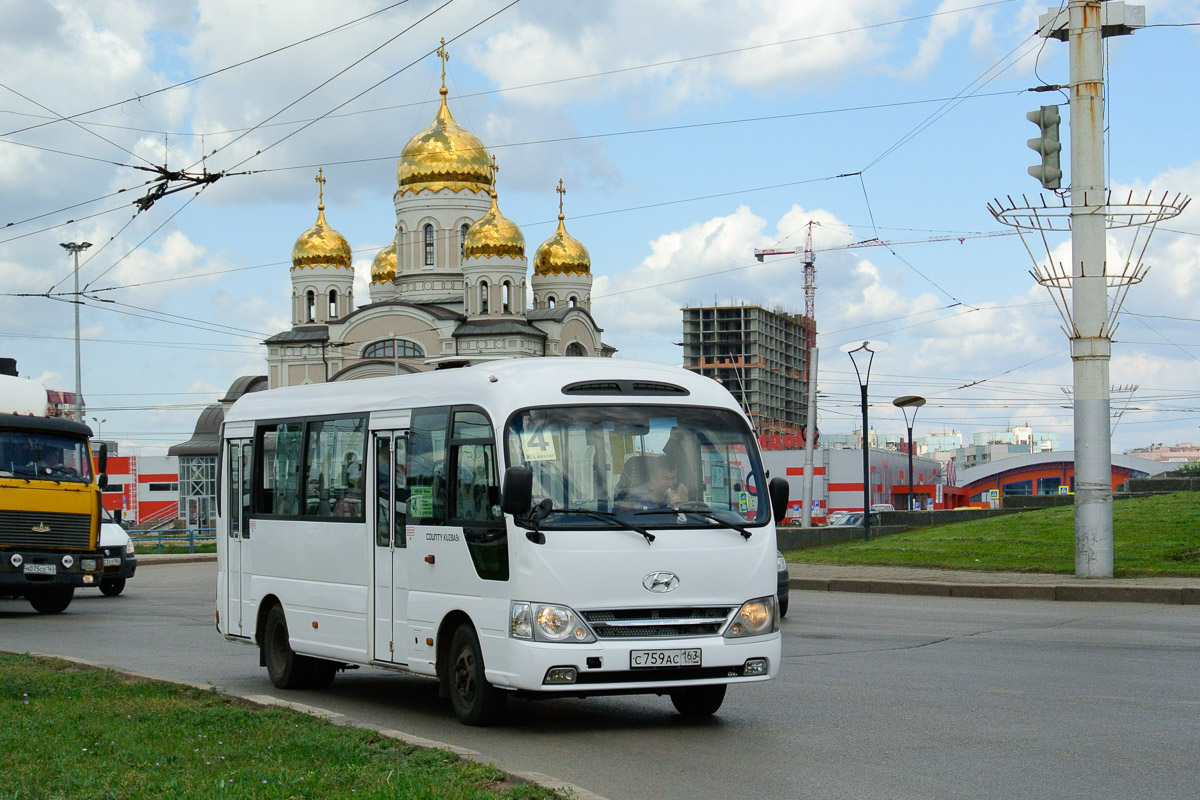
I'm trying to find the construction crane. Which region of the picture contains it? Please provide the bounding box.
[754,221,820,320]
[755,227,1017,265]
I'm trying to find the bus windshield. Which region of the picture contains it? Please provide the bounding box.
[0,431,93,483]
[505,404,767,528]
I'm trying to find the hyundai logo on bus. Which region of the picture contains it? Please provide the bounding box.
[642,571,680,593]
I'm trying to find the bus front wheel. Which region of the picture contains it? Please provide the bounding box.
[29,587,73,614]
[447,624,507,726]
[669,684,726,717]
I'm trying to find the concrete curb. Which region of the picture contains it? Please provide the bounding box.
[791,576,1199,604]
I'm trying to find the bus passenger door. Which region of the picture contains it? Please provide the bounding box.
[225,439,252,637]
[372,432,410,663]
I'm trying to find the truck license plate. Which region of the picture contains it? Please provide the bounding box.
[23,563,56,575]
[630,648,701,668]
[103,557,122,566]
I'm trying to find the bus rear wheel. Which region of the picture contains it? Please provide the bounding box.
[447,624,506,726]
[669,684,726,717]
[263,605,313,689]
[28,587,73,614]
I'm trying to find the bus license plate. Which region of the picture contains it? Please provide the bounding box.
[23,564,56,575]
[630,648,701,668]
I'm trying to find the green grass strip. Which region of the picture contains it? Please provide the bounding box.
[0,654,564,800]
[784,492,1200,578]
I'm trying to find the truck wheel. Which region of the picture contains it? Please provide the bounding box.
[447,624,507,725]
[669,684,726,717]
[29,587,74,614]
[262,605,312,689]
[99,577,126,597]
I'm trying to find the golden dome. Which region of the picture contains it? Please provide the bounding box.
[370,236,397,283]
[396,87,494,196]
[534,215,591,276]
[292,170,352,270]
[464,191,525,259]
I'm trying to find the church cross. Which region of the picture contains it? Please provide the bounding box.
[436,38,449,89]
[556,178,566,216]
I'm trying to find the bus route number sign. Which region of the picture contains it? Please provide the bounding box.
[520,431,557,462]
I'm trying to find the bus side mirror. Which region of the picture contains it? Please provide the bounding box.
[768,477,789,525]
[500,466,533,516]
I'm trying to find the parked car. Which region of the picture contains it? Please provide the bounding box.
[870,503,895,513]
[776,551,789,618]
[826,510,850,526]
[96,509,137,596]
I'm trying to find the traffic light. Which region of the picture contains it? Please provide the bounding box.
[1026,105,1062,189]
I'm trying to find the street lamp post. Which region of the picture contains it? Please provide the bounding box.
[842,341,886,540]
[59,241,92,420]
[893,396,927,511]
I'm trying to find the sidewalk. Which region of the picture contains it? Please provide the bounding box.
[788,562,1200,604]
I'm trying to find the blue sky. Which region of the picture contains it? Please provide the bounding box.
[1,0,1197,455]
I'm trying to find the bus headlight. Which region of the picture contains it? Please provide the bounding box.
[724,596,777,638]
[510,601,595,643]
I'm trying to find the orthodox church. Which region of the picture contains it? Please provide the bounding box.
[264,45,613,388]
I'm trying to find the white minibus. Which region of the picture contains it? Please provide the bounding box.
[216,358,788,725]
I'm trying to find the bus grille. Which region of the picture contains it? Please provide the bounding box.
[580,606,734,639]
[0,510,91,549]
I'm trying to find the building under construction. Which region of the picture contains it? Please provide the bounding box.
[681,304,815,438]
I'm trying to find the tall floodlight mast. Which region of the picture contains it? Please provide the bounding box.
[989,0,1188,578]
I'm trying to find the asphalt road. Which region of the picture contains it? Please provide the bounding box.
[3,562,1199,800]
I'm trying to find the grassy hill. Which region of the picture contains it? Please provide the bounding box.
[784,492,1200,578]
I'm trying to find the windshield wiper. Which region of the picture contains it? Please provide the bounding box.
[630,505,753,539]
[548,507,656,544]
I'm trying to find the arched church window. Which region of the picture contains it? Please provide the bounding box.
[362,339,425,359]
[565,342,587,357]
[460,223,470,263]
[479,280,490,314]
[328,289,338,319]
[567,295,578,308]
[546,296,556,309]
[305,291,316,323]
[502,281,512,314]
[424,224,435,266]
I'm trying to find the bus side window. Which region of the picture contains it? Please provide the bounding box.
[408,408,450,524]
[257,422,303,516]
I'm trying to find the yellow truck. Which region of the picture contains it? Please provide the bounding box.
[0,375,108,613]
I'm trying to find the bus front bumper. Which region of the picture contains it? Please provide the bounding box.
[487,632,782,695]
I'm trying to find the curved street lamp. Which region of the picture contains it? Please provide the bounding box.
[841,340,887,540]
[892,395,926,511]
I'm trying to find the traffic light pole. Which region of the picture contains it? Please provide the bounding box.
[993,2,1184,580]
[1067,0,1114,578]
